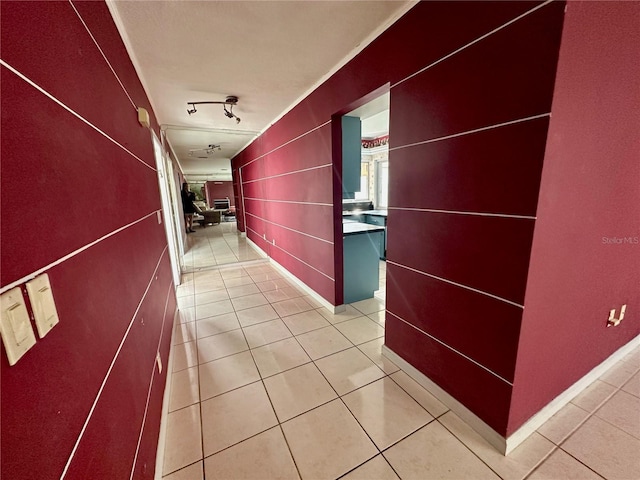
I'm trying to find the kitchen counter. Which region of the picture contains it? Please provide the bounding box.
[364,210,388,217]
[343,221,385,236]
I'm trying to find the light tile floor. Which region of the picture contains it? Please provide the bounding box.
[182,221,264,272]
[165,252,639,479]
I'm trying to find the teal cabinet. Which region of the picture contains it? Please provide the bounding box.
[363,214,387,260]
[342,116,362,197]
[344,230,383,303]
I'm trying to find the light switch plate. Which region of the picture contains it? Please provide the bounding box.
[26,274,60,338]
[1,287,37,365]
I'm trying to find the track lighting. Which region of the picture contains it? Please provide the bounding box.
[186,96,241,123]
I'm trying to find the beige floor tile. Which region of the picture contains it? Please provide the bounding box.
[193,270,222,281]
[256,278,293,292]
[168,366,199,412]
[272,297,314,317]
[194,289,229,306]
[223,275,255,288]
[201,382,278,457]
[172,341,198,372]
[358,337,400,374]
[622,370,640,397]
[162,404,202,476]
[194,279,227,295]
[281,309,331,335]
[177,307,196,324]
[263,362,337,422]
[367,310,386,327]
[249,271,283,283]
[281,399,378,480]
[243,319,292,348]
[571,380,617,412]
[389,370,448,418]
[231,292,269,311]
[263,286,303,303]
[219,268,249,280]
[199,351,260,400]
[595,389,640,439]
[599,359,639,388]
[562,415,640,479]
[196,329,248,364]
[203,427,299,480]
[196,313,240,339]
[351,297,385,315]
[162,461,203,480]
[440,411,554,480]
[177,295,195,310]
[251,337,312,378]
[296,325,352,360]
[384,421,500,480]
[341,455,399,480]
[195,299,234,320]
[335,316,385,345]
[622,346,640,365]
[302,295,325,309]
[527,449,601,480]
[343,377,432,450]
[236,304,280,327]
[318,305,363,324]
[176,283,194,298]
[315,347,386,396]
[536,402,589,445]
[226,283,261,298]
[173,321,197,345]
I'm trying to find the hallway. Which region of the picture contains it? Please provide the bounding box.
[161,228,639,480]
[182,222,264,272]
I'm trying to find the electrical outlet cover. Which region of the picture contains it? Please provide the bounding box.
[26,274,60,338]
[0,287,37,365]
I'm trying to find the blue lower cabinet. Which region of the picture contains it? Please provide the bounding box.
[343,231,383,303]
[362,215,387,260]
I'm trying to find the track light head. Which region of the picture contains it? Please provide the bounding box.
[187,104,197,115]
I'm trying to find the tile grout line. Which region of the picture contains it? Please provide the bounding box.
[522,362,640,480]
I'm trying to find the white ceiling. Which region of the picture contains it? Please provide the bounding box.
[107,1,413,182]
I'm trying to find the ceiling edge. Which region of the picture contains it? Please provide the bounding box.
[106,0,162,126]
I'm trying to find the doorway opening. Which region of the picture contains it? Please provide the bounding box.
[336,90,390,306]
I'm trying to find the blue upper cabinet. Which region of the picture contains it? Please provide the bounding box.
[342,115,362,198]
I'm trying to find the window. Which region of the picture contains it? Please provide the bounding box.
[354,162,369,200]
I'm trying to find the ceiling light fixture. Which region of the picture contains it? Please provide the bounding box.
[186,96,241,124]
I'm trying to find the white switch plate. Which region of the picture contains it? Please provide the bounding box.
[0,287,37,365]
[26,274,59,338]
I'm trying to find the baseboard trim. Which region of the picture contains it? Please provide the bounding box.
[382,345,508,453]
[505,334,640,453]
[154,310,179,479]
[245,237,344,314]
[383,333,640,455]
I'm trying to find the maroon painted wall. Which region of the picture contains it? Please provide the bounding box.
[205,180,235,207]
[232,1,564,435]
[509,1,640,434]
[1,1,175,478]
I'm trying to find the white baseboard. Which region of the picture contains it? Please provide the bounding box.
[383,334,639,455]
[154,311,179,479]
[504,334,639,453]
[382,345,508,453]
[246,237,344,314]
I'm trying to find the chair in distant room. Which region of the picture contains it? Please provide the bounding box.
[193,201,221,227]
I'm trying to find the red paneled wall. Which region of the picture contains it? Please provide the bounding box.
[1,1,175,478]
[509,1,640,434]
[232,0,564,435]
[204,180,234,207]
